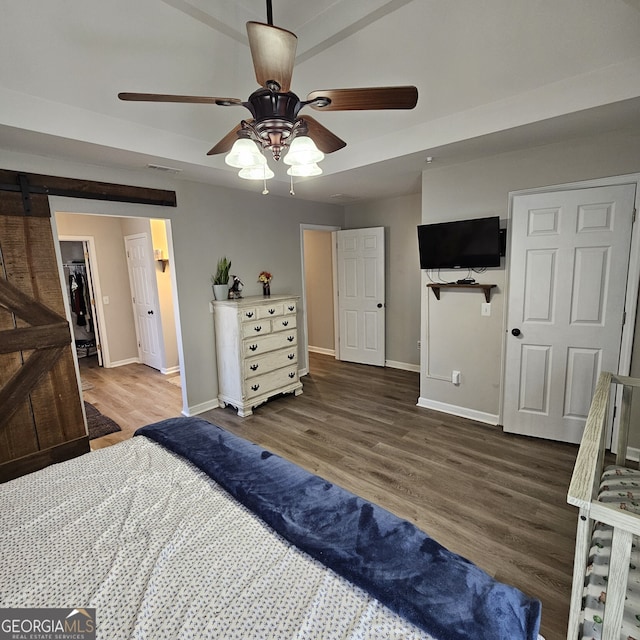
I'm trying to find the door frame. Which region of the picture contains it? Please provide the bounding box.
[58,235,109,367]
[500,173,640,450]
[299,223,341,376]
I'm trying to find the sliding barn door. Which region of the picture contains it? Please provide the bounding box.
[0,176,88,482]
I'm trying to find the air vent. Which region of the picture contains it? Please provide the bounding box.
[147,163,182,173]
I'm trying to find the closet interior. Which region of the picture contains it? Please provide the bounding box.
[60,240,101,363]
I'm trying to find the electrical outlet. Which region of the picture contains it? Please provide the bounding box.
[481,302,491,316]
[452,370,461,385]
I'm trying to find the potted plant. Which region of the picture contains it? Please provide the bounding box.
[212,256,231,300]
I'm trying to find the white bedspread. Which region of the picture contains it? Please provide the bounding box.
[0,437,436,639]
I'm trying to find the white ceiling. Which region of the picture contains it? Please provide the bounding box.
[1,0,640,204]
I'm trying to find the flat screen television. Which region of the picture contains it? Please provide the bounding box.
[417,216,501,269]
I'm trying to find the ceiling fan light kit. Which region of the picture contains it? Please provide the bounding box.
[118,1,418,195]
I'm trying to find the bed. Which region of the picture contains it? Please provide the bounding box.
[1,416,542,640]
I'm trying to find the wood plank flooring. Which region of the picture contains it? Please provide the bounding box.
[79,355,183,449]
[82,352,579,640]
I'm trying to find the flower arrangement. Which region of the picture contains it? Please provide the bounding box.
[258,271,272,296]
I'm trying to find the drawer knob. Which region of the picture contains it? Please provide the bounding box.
[254,325,262,332]
[288,306,294,311]
[268,308,275,314]
[287,353,295,360]
[249,344,258,351]
[245,311,254,318]
[288,372,295,379]
[251,384,260,391]
[287,336,294,342]
[282,321,289,327]
[250,364,259,371]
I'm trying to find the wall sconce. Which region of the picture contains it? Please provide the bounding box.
[154,249,169,272]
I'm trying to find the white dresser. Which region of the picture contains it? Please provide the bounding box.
[213,295,303,416]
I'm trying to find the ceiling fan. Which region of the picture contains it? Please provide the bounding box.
[118,0,418,188]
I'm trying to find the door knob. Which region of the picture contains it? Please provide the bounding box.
[377,303,383,308]
[147,310,154,315]
[511,328,521,336]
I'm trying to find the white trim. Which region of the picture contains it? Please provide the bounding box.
[161,366,180,375]
[185,399,220,416]
[309,346,335,356]
[626,447,640,462]
[109,357,141,367]
[417,397,499,425]
[386,359,420,373]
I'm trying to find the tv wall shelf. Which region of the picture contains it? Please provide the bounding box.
[427,283,497,303]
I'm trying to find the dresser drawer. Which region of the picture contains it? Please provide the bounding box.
[283,300,297,315]
[243,331,297,357]
[240,307,257,321]
[241,320,272,339]
[244,349,297,379]
[271,315,297,333]
[256,302,284,319]
[245,366,299,400]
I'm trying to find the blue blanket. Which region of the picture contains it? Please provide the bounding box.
[135,417,541,640]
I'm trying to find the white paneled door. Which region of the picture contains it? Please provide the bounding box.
[337,227,386,366]
[125,234,162,371]
[503,184,636,443]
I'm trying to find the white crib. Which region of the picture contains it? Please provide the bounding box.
[567,371,640,640]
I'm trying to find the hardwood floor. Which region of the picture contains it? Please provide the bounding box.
[79,355,183,449]
[83,352,578,640]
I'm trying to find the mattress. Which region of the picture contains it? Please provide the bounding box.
[0,435,437,639]
[581,466,640,640]
[1,418,542,640]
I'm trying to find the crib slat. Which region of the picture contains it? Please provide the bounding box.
[601,527,632,640]
[567,508,593,640]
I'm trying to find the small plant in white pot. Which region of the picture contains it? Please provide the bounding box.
[212,257,231,300]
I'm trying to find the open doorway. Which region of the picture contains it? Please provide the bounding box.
[301,225,339,375]
[59,237,105,368]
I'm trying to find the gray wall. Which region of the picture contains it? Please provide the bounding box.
[419,127,640,420]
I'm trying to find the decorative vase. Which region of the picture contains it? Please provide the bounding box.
[213,284,229,300]
[262,283,271,297]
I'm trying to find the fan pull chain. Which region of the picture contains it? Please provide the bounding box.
[262,162,269,195]
[289,174,295,196]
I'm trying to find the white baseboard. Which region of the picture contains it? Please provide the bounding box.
[417,396,499,425]
[184,399,220,416]
[161,366,180,375]
[308,346,335,356]
[385,360,420,373]
[626,446,640,462]
[107,357,141,368]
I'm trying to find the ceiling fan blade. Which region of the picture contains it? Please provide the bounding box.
[246,21,297,92]
[118,92,243,106]
[306,86,418,111]
[302,116,346,154]
[206,121,255,155]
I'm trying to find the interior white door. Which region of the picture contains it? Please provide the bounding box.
[337,227,385,366]
[125,234,162,370]
[503,184,636,443]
